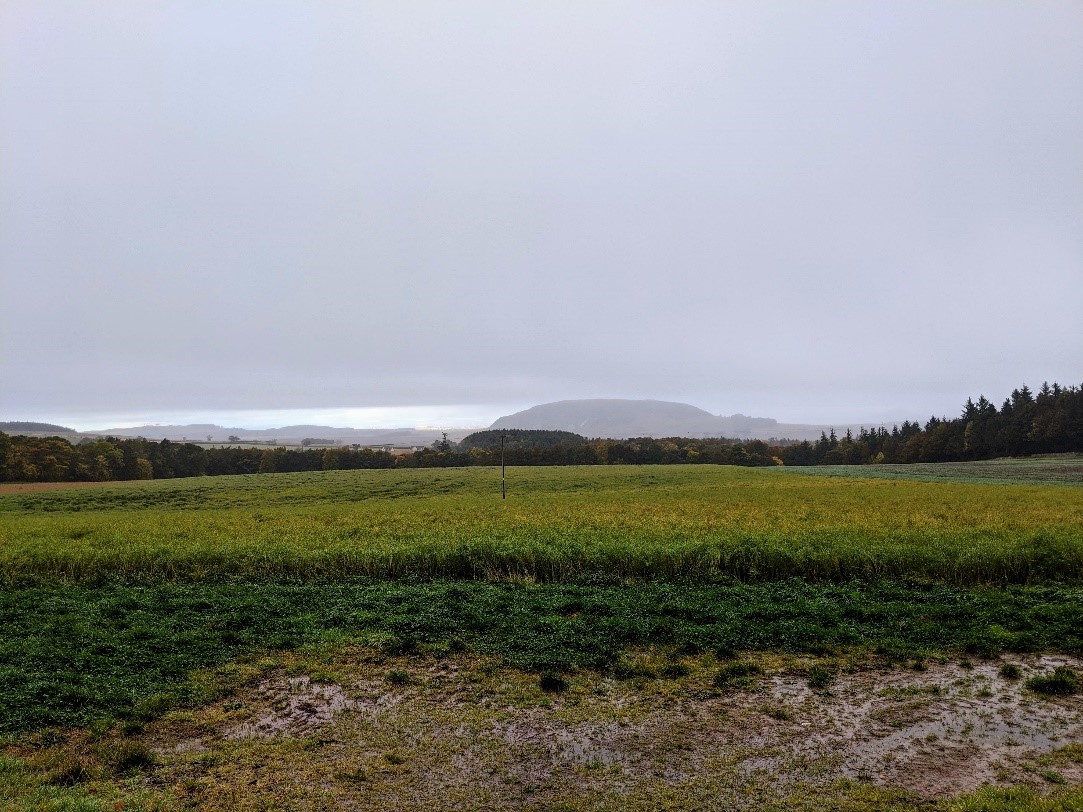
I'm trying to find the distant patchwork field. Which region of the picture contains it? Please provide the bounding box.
[782,454,1083,486]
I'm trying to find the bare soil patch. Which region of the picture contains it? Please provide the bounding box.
[0,479,146,494]
[224,676,359,740]
[132,651,1083,810]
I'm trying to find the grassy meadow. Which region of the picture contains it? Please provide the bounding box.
[2,462,1083,811]
[2,464,1082,584]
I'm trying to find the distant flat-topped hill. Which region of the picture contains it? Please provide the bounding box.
[490,399,777,439]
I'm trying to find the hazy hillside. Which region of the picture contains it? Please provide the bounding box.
[490,399,890,441]
[490,399,778,439]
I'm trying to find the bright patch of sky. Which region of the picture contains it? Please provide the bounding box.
[26,405,518,433]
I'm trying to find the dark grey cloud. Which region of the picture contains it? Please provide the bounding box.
[2,1,1080,426]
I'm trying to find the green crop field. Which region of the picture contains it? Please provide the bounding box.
[2,464,1082,584]
[2,463,1082,811]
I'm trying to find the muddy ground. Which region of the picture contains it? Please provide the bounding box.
[74,650,1077,810]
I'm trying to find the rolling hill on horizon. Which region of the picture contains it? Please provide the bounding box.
[490,399,892,442]
[3,403,905,446]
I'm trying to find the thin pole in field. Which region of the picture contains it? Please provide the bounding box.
[501,433,506,499]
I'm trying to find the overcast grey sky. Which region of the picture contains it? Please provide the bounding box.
[2,1,1080,430]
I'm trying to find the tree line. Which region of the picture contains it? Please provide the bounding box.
[0,382,1079,483]
[776,381,1083,466]
[0,436,402,483]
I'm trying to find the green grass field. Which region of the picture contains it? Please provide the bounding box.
[2,464,1081,584]
[784,454,1083,486]
[2,463,1082,811]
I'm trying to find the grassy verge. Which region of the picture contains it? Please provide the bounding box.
[771,784,1083,811]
